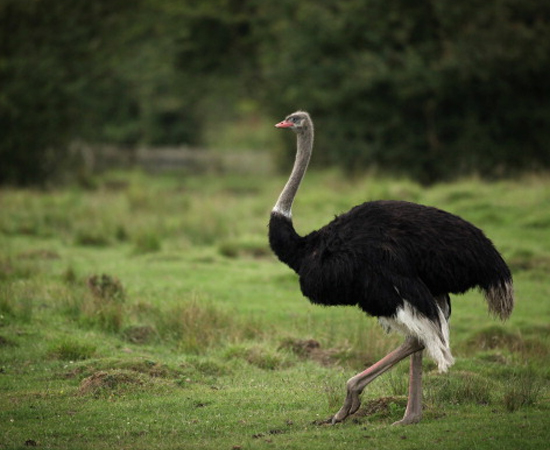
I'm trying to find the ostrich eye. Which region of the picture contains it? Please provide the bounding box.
[289,116,300,124]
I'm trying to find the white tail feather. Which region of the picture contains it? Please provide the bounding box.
[379,301,454,372]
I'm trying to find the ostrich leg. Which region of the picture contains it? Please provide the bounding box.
[393,349,423,425]
[331,337,424,424]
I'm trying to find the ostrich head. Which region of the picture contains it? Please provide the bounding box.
[275,111,312,133]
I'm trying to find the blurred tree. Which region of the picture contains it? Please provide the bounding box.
[1,0,549,185]
[256,0,550,182]
[0,0,138,185]
[0,0,259,185]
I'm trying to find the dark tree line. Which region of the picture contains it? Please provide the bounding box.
[1,0,549,185]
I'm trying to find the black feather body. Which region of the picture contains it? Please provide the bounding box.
[269,200,512,322]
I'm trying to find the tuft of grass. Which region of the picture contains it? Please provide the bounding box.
[0,281,35,323]
[179,203,235,246]
[178,357,233,384]
[503,367,544,412]
[223,344,292,370]
[464,325,525,353]
[76,274,126,332]
[0,257,39,281]
[87,274,125,302]
[47,339,96,361]
[147,296,262,352]
[189,358,231,377]
[154,299,233,352]
[323,379,345,411]
[386,370,409,397]
[427,371,494,406]
[122,325,157,344]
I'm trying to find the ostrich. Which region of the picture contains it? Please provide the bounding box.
[268,111,514,425]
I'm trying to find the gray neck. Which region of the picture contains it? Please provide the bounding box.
[272,121,314,218]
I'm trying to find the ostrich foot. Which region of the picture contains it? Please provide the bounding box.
[392,412,422,426]
[331,392,361,424]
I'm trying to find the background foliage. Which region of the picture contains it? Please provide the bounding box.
[1,0,550,184]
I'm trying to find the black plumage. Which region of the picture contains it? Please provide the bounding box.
[269,200,512,322]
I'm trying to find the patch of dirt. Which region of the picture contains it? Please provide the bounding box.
[279,338,341,366]
[78,370,150,397]
[349,396,408,421]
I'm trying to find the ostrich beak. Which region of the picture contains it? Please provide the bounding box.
[275,120,293,128]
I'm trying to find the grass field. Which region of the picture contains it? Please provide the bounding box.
[1,170,549,450]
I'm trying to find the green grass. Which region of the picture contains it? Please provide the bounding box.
[1,170,550,449]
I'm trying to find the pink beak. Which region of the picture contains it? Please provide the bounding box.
[275,120,293,128]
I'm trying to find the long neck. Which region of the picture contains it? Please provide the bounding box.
[272,123,314,218]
